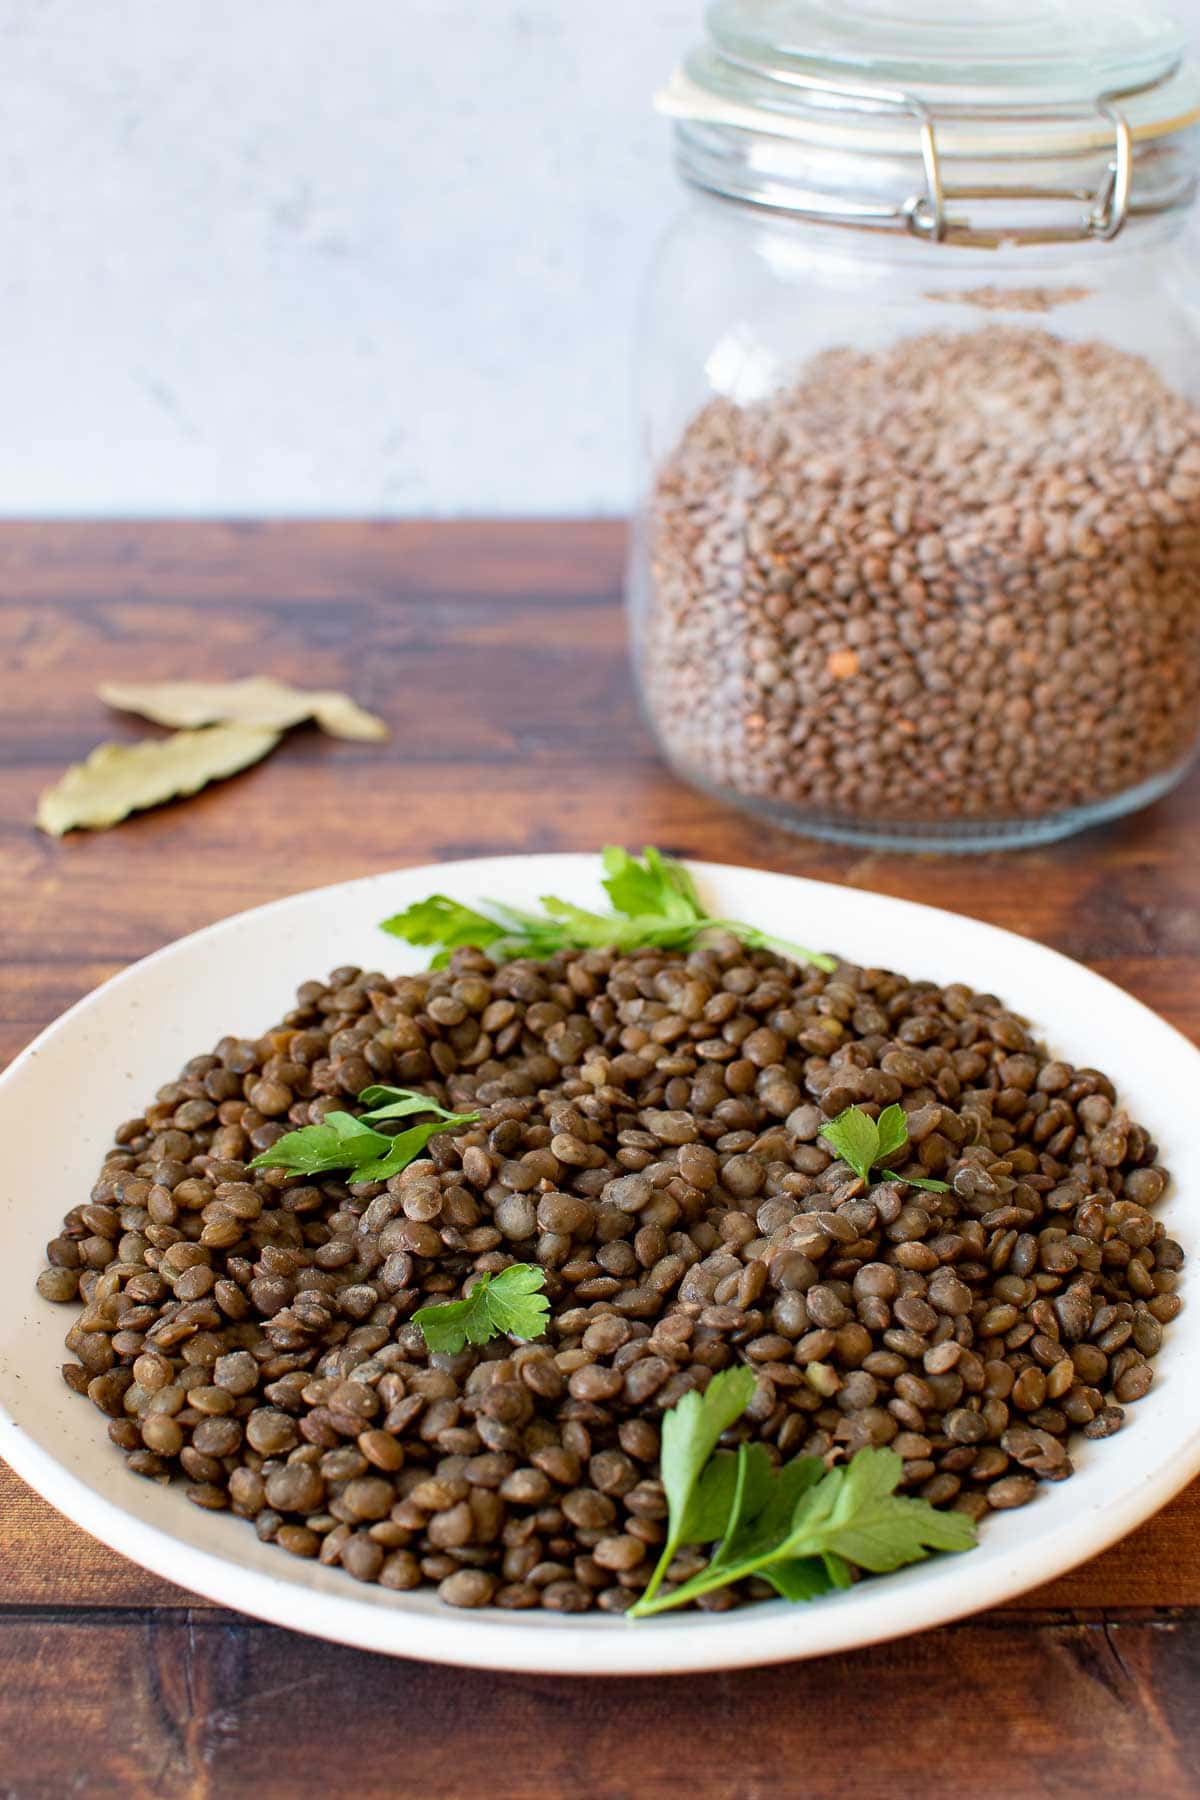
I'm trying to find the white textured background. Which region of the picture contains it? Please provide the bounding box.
[4,0,1200,517]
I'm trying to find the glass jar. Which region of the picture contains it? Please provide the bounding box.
[629,0,1200,849]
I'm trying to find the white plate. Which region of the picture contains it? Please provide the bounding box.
[1,855,1197,1675]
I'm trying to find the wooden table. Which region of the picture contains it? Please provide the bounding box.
[2,522,1198,1797]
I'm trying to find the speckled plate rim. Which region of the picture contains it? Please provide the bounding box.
[1,854,1197,1677]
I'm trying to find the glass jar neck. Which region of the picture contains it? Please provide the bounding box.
[679,183,1192,295]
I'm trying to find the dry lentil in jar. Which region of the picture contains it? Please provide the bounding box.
[644,327,1200,829]
[40,940,1183,1611]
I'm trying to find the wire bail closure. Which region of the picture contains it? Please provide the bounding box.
[900,90,1134,246]
[684,53,1173,246]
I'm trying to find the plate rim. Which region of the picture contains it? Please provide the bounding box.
[1,851,1197,1675]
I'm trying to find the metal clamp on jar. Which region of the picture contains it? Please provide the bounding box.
[630,0,1200,849]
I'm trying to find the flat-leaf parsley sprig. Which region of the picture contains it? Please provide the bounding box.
[629,1366,976,1619]
[248,1083,479,1183]
[380,846,835,973]
[820,1103,950,1195]
[412,1264,550,1355]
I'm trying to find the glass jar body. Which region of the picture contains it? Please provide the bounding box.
[629,196,1200,848]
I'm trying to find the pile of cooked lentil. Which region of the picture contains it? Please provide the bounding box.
[39,939,1182,1612]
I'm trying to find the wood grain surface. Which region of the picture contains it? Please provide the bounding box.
[1,521,1198,1797]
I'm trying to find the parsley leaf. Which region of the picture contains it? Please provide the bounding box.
[600,845,705,927]
[248,1089,478,1180]
[378,895,513,962]
[244,1110,384,1177]
[782,1449,978,1572]
[760,1556,839,1603]
[628,1388,976,1619]
[350,1115,480,1183]
[635,1364,757,1611]
[715,1448,825,1571]
[380,847,835,973]
[679,1450,744,1547]
[880,1170,952,1194]
[819,1106,881,1186]
[412,1264,550,1354]
[872,1103,911,1166]
[357,1085,468,1125]
[818,1103,950,1194]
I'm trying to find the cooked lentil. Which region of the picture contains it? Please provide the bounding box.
[644,328,1200,831]
[41,937,1182,1610]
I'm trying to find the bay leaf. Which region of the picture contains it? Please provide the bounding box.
[98,676,387,741]
[36,723,281,836]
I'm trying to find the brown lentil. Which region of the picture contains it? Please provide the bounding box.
[643,328,1200,835]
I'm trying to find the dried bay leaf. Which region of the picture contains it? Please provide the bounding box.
[99,676,387,742]
[36,723,281,836]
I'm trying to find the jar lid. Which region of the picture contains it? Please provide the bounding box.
[704,0,1191,109]
[659,0,1200,242]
